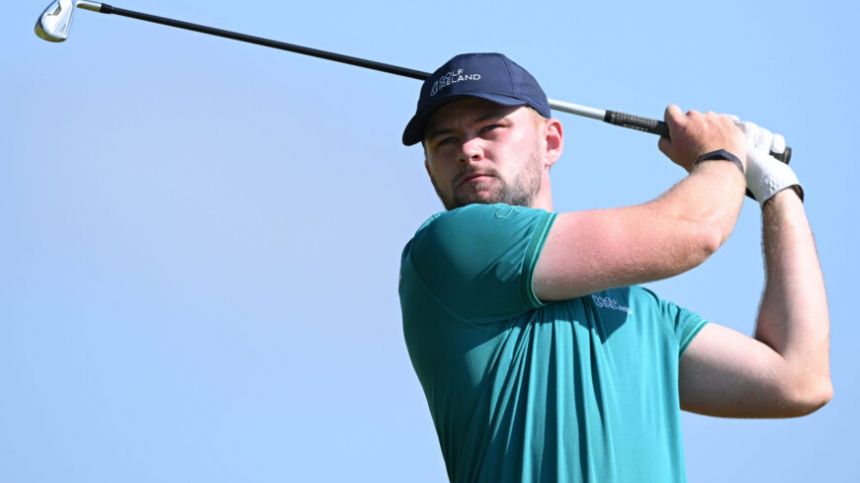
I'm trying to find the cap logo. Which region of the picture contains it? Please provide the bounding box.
[430,68,482,97]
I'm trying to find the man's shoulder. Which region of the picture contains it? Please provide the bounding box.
[415,203,532,227]
[409,203,552,240]
[402,203,555,263]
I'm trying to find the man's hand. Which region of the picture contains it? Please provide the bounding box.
[658,105,748,173]
[740,121,803,205]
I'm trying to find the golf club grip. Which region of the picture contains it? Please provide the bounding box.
[604,110,791,164]
[604,111,669,137]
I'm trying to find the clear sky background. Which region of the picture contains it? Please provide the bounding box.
[3,1,858,482]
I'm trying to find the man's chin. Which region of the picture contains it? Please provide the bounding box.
[449,192,503,210]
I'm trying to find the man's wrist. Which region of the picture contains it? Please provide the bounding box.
[694,149,745,174]
[745,150,803,206]
[762,185,804,209]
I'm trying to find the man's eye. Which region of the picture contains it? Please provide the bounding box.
[481,124,502,134]
[436,137,457,147]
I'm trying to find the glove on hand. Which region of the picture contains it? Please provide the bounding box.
[739,121,803,205]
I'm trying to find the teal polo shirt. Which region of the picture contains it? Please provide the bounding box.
[399,203,707,483]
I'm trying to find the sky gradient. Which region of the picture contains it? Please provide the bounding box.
[3,1,858,481]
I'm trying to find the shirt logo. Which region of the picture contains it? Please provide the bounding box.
[591,294,633,314]
[430,68,482,96]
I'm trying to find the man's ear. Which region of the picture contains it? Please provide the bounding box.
[544,118,564,168]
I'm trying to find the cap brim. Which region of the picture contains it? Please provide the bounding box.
[401,93,529,146]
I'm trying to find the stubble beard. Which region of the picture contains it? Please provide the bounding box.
[431,151,543,211]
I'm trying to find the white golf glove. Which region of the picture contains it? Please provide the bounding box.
[738,120,803,206]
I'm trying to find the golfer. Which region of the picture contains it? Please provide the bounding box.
[398,53,831,482]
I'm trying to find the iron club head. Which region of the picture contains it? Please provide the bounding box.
[35,0,76,42]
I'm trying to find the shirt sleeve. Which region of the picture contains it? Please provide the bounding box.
[640,287,709,356]
[404,203,556,323]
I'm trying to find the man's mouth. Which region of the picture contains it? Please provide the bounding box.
[457,172,494,187]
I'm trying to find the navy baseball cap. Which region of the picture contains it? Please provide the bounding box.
[402,53,551,146]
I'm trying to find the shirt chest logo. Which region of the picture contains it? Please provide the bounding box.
[591,294,634,314]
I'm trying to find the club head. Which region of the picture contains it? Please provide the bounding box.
[35,0,76,42]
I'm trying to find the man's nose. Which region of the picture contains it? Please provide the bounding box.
[459,136,484,163]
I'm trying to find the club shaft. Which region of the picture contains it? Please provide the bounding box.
[79,2,791,164]
[83,3,651,127]
[91,3,429,80]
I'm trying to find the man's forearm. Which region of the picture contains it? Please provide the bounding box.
[754,190,832,409]
[652,161,746,253]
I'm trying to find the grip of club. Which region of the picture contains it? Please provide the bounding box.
[603,110,791,164]
[604,110,669,137]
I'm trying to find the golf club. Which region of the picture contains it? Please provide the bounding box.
[35,0,792,166]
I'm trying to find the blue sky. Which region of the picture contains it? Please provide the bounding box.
[2,1,858,481]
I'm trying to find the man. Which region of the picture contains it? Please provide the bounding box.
[398,53,831,482]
